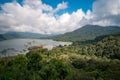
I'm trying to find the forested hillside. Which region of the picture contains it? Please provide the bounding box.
[53,25,120,41]
[1,25,120,41]
[0,34,120,80]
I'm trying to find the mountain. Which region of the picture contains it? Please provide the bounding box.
[0,32,55,41]
[1,25,120,41]
[53,25,120,41]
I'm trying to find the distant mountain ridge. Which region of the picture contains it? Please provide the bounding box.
[0,25,120,41]
[0,32,55,41]
[53,25,120,41]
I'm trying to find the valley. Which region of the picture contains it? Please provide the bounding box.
[0,25,120,80]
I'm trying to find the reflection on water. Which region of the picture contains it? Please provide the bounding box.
[0,39,72,57]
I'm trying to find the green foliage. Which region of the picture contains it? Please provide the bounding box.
[0,49,71,80]
[0,33,120,80]
[39,59,70,80]
[27,52,42,71]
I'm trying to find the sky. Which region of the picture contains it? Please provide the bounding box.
[0,0,120,34]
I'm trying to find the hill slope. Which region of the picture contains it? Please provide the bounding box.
[0,33,120,80]
[0,32,55,41]
[53,25,120,41]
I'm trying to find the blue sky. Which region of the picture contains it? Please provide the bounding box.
[0,0,95,13]
[42,0,95,13]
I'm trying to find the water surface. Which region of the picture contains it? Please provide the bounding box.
[0,39,72,57]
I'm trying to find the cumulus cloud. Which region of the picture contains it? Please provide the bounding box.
[0,0,84,34]
[53,2,67,13]
[0,0,120,34]
[90,0,120,26]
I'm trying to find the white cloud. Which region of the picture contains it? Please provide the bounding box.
[91,0,120,26]
[0,0,84,34]
[0,0,120,34]
[23,0,53,11]
[54,2,67,12]
[49,1,68,16]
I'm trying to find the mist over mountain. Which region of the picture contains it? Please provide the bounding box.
[0,25,120,41]
[0,32,56,41]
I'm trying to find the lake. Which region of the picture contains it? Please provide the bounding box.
[0,39,72,57]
